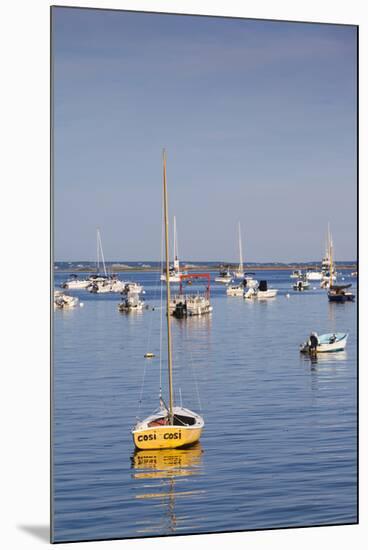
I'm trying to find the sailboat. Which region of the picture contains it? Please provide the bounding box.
[160,216,186,283]
[320,224,337,289]
[232,222,258,288]
[233,222,244,279]
[87,228,126,293]
[132,150,204,450]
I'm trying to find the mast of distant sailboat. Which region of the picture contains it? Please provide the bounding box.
[96,228,107,277]
[328,223,334,288]
[238,222,243,275]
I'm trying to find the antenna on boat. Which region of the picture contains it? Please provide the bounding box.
[163,149,174,424]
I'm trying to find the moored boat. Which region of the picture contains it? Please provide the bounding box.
[132,150,204,450]
[300,332,348,353]
[321,224,337,287]
[160,216,186,283]
[118,291,145,312]
[328,284,355,303]
[233,222,245,279]
[60,274,90,289]
[306,270,323,281]
[54,290,79,309]
[245,280,278,299]
[293,277,310,291]
[214,267,232,284]
[226,283,245,296]
[171,274,212,316]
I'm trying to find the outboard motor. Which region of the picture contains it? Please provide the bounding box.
[173,302,187,319]
[258,280,268,292]
[309,332,319,352]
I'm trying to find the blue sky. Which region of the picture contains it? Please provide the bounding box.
[52,8,357,262]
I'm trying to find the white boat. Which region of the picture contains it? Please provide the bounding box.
[122,282,144,294]
[60,274,90,289]
[300,332,348,354]
[160,216,186,283]
[257,288,278,299]
[226,283,244,296]
[54,290,79,309]
[170,274,212,317]
[320,224,337,287]
[293,277,310,291]
[132,150,204,450]
[214,267,232,284]
[171,294,213,317]
[244,276,258,289]
[244,280,278,299]
[118,291,144,312]
[306,270,323,281]
[290,270,302,279]
[85,230,128,293]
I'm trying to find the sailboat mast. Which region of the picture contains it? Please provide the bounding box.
[96,228,100,273]
[173,216,177,261]
[97,229,108,277]
[163,150,174,423]
[238,222,243,272]
[329,226,334,288]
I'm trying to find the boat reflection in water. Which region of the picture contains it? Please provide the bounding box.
[301,350,348,367]
[131,444,204,534]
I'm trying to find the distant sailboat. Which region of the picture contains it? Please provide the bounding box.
[320,224,337,289]
[132,150,204,450]
[87,228,126,293]
[232,222,257,288]
[160,216,185,283]
[233,222,244,279]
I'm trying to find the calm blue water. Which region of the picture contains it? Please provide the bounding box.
[52,269,357,542]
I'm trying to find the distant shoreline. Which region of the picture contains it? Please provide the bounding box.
[54,263,357,273]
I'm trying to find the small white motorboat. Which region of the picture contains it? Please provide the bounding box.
[60,274,90,289]
[118,291,144,312]
[306,270,323,281]
[122,282,144,294]
[245,280,278,299]
[214,267,232,284]
[226,283,244,296]
[290,270,302,279]
[300,332,348,354]
[54,290,79,309]
[293,278,310,291]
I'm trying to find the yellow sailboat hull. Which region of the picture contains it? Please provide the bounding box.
[133,426,203,450]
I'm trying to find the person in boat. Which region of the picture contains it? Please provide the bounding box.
[329,333,337,343]
[309,332,319,353]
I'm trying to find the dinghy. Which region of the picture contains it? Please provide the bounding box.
[300,332,348,354]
